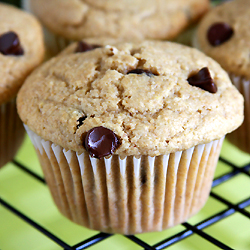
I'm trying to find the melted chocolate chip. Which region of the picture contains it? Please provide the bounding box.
[84,126,119,159]
[75,41,101,53]
[0,31,24,56]
[187,67,217,93]
[76,116,87,129]
[207,22,234,46]
[127,69,154,76]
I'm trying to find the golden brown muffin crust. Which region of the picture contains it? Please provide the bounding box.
[17,41,243,156]
[59,37,139,56]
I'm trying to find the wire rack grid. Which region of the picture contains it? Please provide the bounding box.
[1,138,250,250]
[1,0,250,249]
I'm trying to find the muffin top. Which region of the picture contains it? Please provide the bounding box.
[0,3,44,104]
[17,41,243,157]
[59,37,135,56]
[30,0,209,41]
[195,0,250,79]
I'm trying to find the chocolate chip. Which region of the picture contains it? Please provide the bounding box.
[76,116,87,129]
[207,22,234,46]
[75,41,101,53]
[127,69,154,76]
[84,126,119,159]
[0,31,24,56]
[187,67,217,93]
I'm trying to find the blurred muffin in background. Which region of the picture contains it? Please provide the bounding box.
[0,3,44,168]
[22,0,210,56]
[193,0,250,154]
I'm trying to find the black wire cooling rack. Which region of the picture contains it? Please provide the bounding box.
[1,153,250,250]
[1,0,250,249]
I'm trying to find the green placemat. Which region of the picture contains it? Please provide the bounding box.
[1,137,250,250]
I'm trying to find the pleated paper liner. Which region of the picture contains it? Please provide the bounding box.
[0,99,25,168]
[226,74,250,154]
[25,126,224,234]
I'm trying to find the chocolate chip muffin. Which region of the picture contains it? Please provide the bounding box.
[0,3,44,168]
[59,37,132,56]
[17,41,243,234]
[194,0,250,154]
[24,0,209,56]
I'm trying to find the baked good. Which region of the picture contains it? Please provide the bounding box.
[0,3,44,168]
[24,0,210,56]
[194,0,250,154]
[59,37,134,56]
[17,41,243,234]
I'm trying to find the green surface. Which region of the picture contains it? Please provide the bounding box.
[1,136,250,250]
[1,0,249,249]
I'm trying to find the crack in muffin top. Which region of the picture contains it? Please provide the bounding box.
[17,41,243,157]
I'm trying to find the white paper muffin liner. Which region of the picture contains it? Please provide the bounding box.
[0,99,25,168]
[25,125,224,234]
[226,74,250,153]
[21,0,73,57]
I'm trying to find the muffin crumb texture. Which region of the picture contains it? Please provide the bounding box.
[17,41,243,156]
